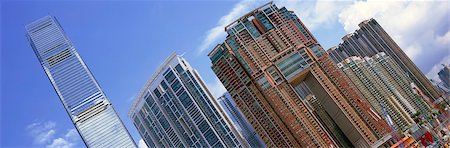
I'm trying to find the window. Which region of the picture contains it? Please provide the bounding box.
[179,91,193,108]
[46,49,72,66]
[171,79,182,92]
[204,129,219,146]
[175,64,184,74]
[256,12,274,30]
[164,70,176,83]
[160,117,170,130]
[243,19,260,38]
[145,92,154,105]
[153,88,161,98]
[160,81,168,89]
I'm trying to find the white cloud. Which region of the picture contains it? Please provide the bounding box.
[277,0,351,30]
[437,30,450,45]
[27,121,56,144]
[339,1,402,33]
[138,139,148,148]
[338,1,450,62]
[64,129,78,141]
[207,77,227,99]
[127,95,137,102]
[404,43,422,62]
[47,138,74,148]
[27,121,80,148]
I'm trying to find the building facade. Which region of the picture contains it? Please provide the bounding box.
[337,53,419,132]
[216,93,265,148]
[438,64,450,89]
[302,95,354,147]
[26,16,136,148]
[209,2,392,147]
[328,18,441,101]
[129,53,246,147]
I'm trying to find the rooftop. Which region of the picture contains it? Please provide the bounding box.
[128,52,178,117]
[224,1,274,31]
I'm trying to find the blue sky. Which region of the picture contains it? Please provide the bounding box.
[1,0,449,148]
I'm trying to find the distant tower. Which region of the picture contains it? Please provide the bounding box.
[129,53,247,147]
[216,93,265,147]
[438,64,450,88]
[328,18,441,101]
[26,16,136,148]
[430,65,450,96]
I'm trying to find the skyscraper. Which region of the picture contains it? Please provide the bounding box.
[431,65,450,96]
[26,16,136,148]
[129,53,247,147]
[209,2,392,147]
[438,64,450,89]
[328,18,441,101]
[216,93,265,148]
[337,53,419,132]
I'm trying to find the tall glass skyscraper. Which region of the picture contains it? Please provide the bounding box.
[129,53,247,147]
[26,16,136,148]
[216,93,265,148]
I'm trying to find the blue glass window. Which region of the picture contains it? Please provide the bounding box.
[256,12,274,30]
[153,88,161,98]
[171,79,182,92]
[175,64,184,74]
[164,70,176,83]
[243,19,260,38]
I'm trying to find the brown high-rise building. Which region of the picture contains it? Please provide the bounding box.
[328,18,442,101]
[209,2,392,147]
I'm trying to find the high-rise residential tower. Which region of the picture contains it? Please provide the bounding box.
[216,93,265,148]
[337,53,420,132]
[26,16,136,148]
[129,53,247,147]
[328,18,441,101]
[209,2,392,147]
